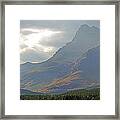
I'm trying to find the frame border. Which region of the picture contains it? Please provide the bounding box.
[0,0,119,119]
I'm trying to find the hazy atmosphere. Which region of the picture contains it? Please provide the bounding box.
[20,20,100,100]
[20,20,99,64]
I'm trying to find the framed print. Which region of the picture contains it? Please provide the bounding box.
[0,0,119,119]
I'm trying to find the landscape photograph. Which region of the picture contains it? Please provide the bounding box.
[20,20,100,100]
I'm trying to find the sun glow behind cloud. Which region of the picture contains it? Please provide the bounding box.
[20,28,63,63]
[20,20,100,64]
[20,28,62,50]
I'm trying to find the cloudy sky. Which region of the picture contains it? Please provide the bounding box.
[20,20,99,64]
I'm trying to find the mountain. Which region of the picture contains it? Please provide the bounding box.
[20,24,100,94]
[20,89,40,95]
[34,46,100,94]
[48,24,99,63]
[72,46,100,81]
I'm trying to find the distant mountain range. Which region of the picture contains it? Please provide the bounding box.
[20,24,100,95]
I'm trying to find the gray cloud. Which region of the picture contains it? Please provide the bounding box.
[20,48,50,64]
[20,30,38,35]
[20,20,100,64]
[20,44,27,49]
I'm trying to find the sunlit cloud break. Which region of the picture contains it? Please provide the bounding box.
[20,28,63,54]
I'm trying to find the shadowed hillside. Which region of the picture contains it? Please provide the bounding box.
[20,24,100,96]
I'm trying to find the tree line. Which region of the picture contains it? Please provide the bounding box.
[20,88,100,100]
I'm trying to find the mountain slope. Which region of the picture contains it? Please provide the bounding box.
[32,46,100,94]
[48,24,99,63]
[20,24,100,93]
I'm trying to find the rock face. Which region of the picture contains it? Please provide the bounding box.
[20,24,100,94]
